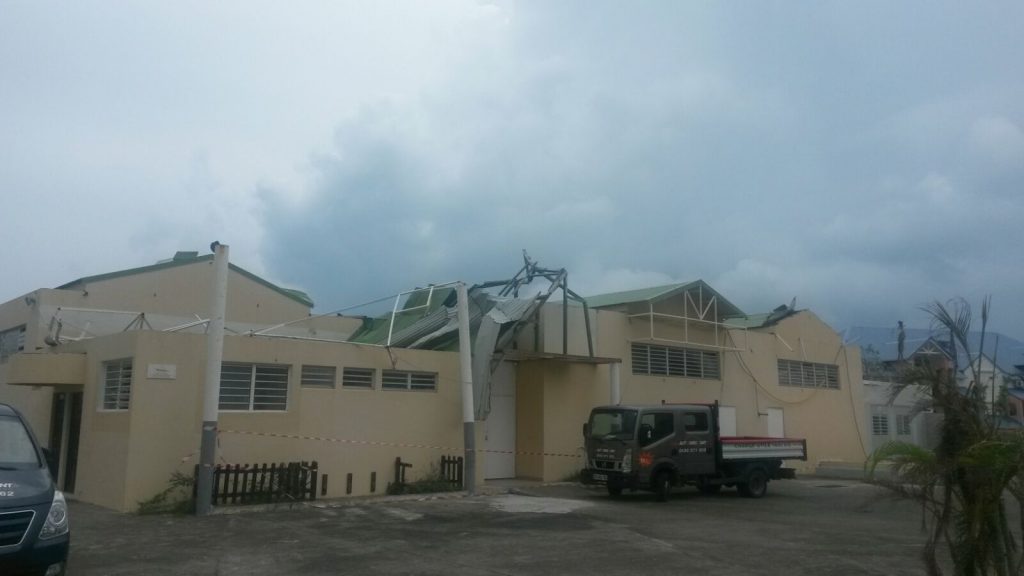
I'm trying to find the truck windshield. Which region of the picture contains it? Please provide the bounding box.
[0,415,41,470]
[589,409,638,440]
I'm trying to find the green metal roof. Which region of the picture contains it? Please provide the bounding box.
[584,280,744,318]
[57,253,314,308]
[721,313,773,329]
[584,283,689,308]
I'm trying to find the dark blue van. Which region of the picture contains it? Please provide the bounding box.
[0,403,69,576]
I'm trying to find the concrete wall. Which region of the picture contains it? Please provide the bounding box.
[0,291,53,445]
[42,260,310,325]
[8,330,465,512]
[529,302,869,474]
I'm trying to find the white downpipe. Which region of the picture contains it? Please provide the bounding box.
[610,362,622,405]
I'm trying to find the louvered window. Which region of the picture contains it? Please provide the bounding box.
[777,360,839,389]
[342,367,375,389]
[102,359,133,410]
[631,343,720,380]
[219,363,289,411]
[872,413,889,436]
[382,370,437,391]
[0,324,25,363]
[301,365,336,388]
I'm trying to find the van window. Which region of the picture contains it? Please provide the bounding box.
[590,409,638,439]
[639,412,674,443]
[0,415,40,469]
[683,412,709,433]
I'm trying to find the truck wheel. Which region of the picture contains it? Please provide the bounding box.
[653,471,672,502]
[607,484,623,497]
[739,468,768,498]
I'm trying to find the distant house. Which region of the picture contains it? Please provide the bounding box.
[844,326,1024,452]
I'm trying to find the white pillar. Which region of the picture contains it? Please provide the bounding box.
[610,362,621,405]
[456,282,477,493]
[196,242,229,515]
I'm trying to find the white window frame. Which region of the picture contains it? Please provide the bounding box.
[381,370,437,391]
[219,363,290,412]
[896,414,912,436]
[101,359,133,411]
[778,359,840,390]
[872,413,890,436]
[631,343,721,380]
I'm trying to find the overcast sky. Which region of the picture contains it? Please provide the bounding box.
[2,1,1022,338]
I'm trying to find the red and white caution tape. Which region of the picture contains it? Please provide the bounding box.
[219,429,583,459]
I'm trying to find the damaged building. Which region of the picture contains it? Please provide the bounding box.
[0,252,868,511]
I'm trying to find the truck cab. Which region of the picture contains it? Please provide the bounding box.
[1,403,70,576]
[581,403,805,501]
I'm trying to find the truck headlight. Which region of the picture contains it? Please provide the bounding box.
[39,490,69,540]
[622,449,632,473]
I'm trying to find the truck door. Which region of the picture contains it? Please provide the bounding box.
[638,411,676,464]
[677,408,715,475]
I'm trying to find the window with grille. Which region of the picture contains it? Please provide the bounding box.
[896,414,912,436]
[631,343,720,380]
[0,325,26,363]
[381,370,437,391]
[301,365,336,388]
[219,363,289,411]
[102,359,133,410]
[342,367,375,389]
[872,413,889,436]
[777,360,840,389]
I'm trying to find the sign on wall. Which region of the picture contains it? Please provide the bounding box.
[147,364,177,380]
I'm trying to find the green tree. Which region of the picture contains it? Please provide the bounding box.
[868,297,1024,576]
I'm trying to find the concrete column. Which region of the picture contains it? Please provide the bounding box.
[610,362,621,405]
[196,242,229,516]
[456,282,477,494]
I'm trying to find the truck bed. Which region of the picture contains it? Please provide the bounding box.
[720,436,807,461]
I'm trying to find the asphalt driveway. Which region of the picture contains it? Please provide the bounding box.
[67,479,929,575]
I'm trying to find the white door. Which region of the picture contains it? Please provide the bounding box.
[766,408,785,438]
[718,406,737,437]
[484,363,516,479]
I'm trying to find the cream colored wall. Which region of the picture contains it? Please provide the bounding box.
[93,332,465,511]
[0,291,54,444]
[515,361,545,480]
[756,312,869,468]
[67,332,138,511]
[539,304,599,356]
[539,362,608,482]
[57,261,310,324]
[534,303,869,473]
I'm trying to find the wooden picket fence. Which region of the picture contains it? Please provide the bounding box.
[440,455,464,489]
[197,461,319,506]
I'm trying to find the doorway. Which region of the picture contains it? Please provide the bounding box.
[766,407,785,438]
[484,363,516,479]
[48,391,83,493]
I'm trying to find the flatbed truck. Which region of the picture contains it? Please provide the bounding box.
[580,403,807,501]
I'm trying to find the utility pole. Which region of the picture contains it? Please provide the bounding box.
[196,241,229,515]
[456,282,476,494]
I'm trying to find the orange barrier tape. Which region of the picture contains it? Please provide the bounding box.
[219,429,583,458]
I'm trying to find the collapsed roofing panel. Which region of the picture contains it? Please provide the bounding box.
[349,252,595,419]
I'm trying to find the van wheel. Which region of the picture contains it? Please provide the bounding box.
[739,468,768,498]
[607,484,623,497]
[653,471,672,502]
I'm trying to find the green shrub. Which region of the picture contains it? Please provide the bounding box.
[137,472,195,515]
